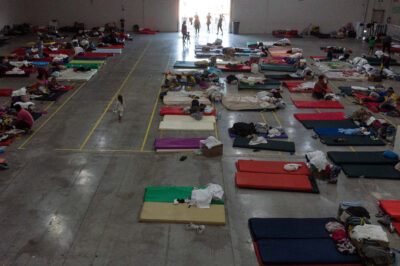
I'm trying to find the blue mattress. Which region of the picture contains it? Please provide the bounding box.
[249,218,334,241]
[257,238,361,265]
[313,127,366,136]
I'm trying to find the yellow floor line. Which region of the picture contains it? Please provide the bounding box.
[140,55,171,151]
[260,112,267,123]
[80,40,152,150]
[316,108,321,113]
[159,130,163,138]
[214,122,219,140]
[272,111,282,127]
[17,82,87,150]
[349,146,356,152]
[43,101,55,111]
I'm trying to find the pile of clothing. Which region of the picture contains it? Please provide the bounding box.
[229,122,284,138]
[349,108,396,141]
[305,150,341,183]
[336,202,395,266]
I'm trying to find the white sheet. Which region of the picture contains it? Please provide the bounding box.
[57,69,98,81]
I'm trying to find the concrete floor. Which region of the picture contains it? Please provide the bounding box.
[0,32,399,265]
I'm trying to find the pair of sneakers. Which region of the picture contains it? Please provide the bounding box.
[185,223,205,234]
[376,211,395,233]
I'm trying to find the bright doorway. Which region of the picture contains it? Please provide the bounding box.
[179,0,231,35]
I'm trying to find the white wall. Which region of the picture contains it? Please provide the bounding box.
[231,0,369,34]
[0,0,25,28]
[18,0,178,32]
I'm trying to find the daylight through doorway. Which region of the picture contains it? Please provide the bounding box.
[179,0,231,36]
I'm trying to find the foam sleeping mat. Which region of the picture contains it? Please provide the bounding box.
[379,200,400,220]
[255,239,362,265]
[293,101,344,109]
[291,94,319,102]
[236,160,310,175]
[264,74,303,80]
[57,69,98,81]
[195,52,222,58]
[144,186,224,204]
[173,61,208,69]
[294,112,346,121]
[300,120,357,129]
[216,65,251,72]
[342,164,400,179]
[320,135,385,146]
[261,64,297,72]
[286,82,333,93]
[233,137,295,152]
[160,107,216,116]
[69,60,104,65]
[159,115,215,131]
[229,131,288,139]
[0,89,12,97]
[93,48,122,54]
[154,138,205,151]
[73,56,107,61]
[249,217,335,241]
[82,52,114,57]
[238,82,281,90]
[327,151,398,165]
[139,202,226,225]
[313,127,363,136]
[66,63,101,69]
[235,172,318,193]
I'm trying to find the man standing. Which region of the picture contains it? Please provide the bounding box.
[206,13,212,32]
[217,14,223,35]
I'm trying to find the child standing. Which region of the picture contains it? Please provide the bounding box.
[113,95,124,122]
[369,37,375,55]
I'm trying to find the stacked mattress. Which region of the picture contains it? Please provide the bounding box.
[249,217,362,265]
[139,186,225,225]
[235,160,317,193]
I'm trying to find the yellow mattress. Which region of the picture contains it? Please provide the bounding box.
[163,115,216,123]
[139,202,226,225]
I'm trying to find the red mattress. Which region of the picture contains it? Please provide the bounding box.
[294,112,346,121]
[236,160,310,175]
[374,43,400,52]
[139,29,157,34]
[394,222,400,236]
[293,101,344,109]
[353,93,382,113]
[0,89,12,97]
[160,107,216,116]
[262,58,291,66]
[310,56,327,60]
[99,45,125,49]
[44,48,74,55]
[379,200,400,220]
[0,136,16,146]
[78,52,114,57]
[252,242,360,266]
[216,65,251,72]
[285,82,333,93]
[235,172,313,191]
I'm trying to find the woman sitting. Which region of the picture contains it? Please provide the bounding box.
[312,75,328,99]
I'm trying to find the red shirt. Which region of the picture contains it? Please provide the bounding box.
[313,81,327,93]
[17,109,34,128]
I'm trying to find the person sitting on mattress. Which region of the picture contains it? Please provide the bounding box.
[35,70,50,94]
[73,42,85,56]
[312,75,328,99]
[13,104,34,133]
[378,88,397,111]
